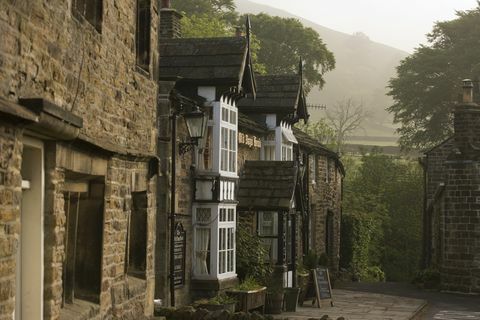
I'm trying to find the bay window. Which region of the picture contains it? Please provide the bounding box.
[193,204,236,279]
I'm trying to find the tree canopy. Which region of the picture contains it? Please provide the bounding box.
[341,152,423,281]
[246,14,335,93]
[171,0,237,22]
[171,0,335,93]
[388,3,480,150]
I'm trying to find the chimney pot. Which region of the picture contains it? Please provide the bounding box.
[463,79,474,103]
[235,26,243,37]
[161,0,170,9]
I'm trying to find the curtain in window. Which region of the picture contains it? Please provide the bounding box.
[195,228,210,275]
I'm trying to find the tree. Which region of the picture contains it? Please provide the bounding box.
[181,15,233,38]
[295,118,336,148]
[341,151,423,282]
[245,14,335,93]
[171,0,237,22]
[388,3,480,150]
[326,98,368,153]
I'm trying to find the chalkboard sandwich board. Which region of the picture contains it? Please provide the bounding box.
[301,267,334,308]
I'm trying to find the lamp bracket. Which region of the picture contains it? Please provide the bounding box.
[179,138,198,155]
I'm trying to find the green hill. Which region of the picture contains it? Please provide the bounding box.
[235,0,409,144]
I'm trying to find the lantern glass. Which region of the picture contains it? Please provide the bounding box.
[184,106,206,140]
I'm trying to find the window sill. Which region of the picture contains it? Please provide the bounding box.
[135,65,151,79]
[59,299,100,320]
[126,275,147,299]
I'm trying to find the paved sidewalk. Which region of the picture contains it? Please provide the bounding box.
[337,282,480,320]
[275,289,426,320]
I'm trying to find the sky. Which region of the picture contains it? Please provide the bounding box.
[248,0,478,53]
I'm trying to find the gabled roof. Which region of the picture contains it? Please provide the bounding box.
[160,35,256,97]
[238,161,298,211]
[238,112,268,135]
[237,61,308,122]
[293,128,345,176]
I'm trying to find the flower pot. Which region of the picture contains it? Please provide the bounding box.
[265,292,284,314]
[297,273,310,306]
[283,287,300,312]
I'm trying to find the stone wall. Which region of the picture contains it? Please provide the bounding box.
[0,120,23,319]
[42,143,157,320]
[0,0,160,318]
[441,160,480,293]
[425,138,454,202]
[309,155,343,271]
[0,0,158,154]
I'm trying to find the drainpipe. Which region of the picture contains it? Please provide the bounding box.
[169,111,177,306]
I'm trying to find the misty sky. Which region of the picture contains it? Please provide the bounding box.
[250,0,478,52]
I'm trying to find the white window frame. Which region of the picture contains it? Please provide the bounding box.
[193,203,237,280]
[212,97,238,178]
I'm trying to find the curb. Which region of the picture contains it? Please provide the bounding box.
[409,300,428,320]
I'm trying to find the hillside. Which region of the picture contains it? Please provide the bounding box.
[235,0,409,143]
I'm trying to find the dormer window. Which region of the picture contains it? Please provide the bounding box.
[261,120,297,161]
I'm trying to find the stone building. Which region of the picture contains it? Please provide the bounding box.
[0,0,159,319]
[155,3,344,306]
[422,79,480,294]
[237,73,345,285]
[156,4,256,306]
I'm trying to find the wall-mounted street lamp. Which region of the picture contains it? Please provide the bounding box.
[179,105,207,155]
[169,93,206,307]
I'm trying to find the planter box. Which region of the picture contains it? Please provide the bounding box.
[198,303,236,313]
[226,287,266,313]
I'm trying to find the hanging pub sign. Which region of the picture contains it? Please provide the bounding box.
[302,267,334,308]
[173,223,186,288]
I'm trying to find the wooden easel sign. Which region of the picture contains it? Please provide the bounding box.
[302,267,334,308]
[313,267,334,307]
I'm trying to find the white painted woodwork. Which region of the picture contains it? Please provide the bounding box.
[16,137,44,320]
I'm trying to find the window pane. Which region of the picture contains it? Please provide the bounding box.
[229,110,236,125]
[221,150,228,171]
[228,209,234,222]
[219,251,225,274]
[222,107,228,122]
[227,250,234,272]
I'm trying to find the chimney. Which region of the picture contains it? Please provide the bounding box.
[463,79,474,103]
[235,26,243,37]
[160,0,183,39]
[454,78,480,157]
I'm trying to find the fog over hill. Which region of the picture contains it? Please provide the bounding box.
[235,0,409,142]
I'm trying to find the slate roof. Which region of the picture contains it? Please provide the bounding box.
[160,37,256,96]
[238,161,297,211]
[238,112,268,134]
[237,74,308,120]
[293,128,345,176]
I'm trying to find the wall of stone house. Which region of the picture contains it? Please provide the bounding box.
[1,1,160,318]
[0,0,159,154]
[43,142,156,320]
[440,160,480,294]
[309,154,342,272]
[425,138,454,202]
[0,120,24,319]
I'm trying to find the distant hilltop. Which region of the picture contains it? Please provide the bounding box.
[235,0,409,145]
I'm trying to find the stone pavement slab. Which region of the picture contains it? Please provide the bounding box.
[274,289,426,320]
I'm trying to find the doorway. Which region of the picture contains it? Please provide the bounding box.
[15,137,44,320]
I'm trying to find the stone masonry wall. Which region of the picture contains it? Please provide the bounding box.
[0,120,23,320]
[310,155,342,271]
[0,0,159,154]
[441,160,480,293]
[1,0,159,318]
[43,143,157,319]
